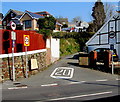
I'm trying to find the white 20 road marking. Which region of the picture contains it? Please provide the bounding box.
[50,67,74,79]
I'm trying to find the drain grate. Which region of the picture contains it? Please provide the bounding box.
[13,82,21,85]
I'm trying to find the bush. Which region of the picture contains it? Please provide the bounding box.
[38,29,52,38]
[60,38,80,56]
[53,32,95,56]
[52,32,94,39]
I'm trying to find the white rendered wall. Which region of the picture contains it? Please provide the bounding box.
[51,37,60,63]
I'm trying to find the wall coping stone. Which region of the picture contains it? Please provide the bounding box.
[0,49,47,58]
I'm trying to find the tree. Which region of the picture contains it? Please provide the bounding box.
[92,0,106,32]
[38,16,56,30]
[72,16,82,23]
[62,24,68,28]
[37,16,56,38]
[86,22,95,32]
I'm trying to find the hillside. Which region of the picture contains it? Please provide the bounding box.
[60,38,80,57]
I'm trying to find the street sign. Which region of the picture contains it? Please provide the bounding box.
[10,21,16,30]
[109,31,115,39]
[23,35,30,78]
[110,44,114,50]
[109,31,116,44]
[12,40,16,47]
[24,35,30,46]
[11,31,16,40]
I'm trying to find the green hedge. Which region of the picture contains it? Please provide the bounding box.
[52,32,94,54]
[52,32,94,39]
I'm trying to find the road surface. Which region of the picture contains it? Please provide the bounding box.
[1,53,120,101]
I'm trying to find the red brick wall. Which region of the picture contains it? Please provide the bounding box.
[0,30,2,54]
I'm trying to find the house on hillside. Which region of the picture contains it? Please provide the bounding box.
[67,21,89,32]
[86,11,120,60]
[2,9,24,29]
[56,18,68,25]
[2,9,61,31]
[53,22,63,32]
[68,22,76,28]
[2,9,45,30]
[19,10,44,30]
[75,21,89,32]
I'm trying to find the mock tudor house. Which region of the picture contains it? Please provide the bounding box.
[86,11,120,60]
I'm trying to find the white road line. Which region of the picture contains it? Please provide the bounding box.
[49,91,112,101]
[96,79,108,82]
[8,86,27,90]
[116,78,120,81]
[80,81,87,83]
[41,83,58,87]
[69,81,86,84]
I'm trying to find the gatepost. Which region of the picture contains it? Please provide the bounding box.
[89,51,97,68]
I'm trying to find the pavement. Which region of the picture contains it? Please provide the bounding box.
[1,53,119,89]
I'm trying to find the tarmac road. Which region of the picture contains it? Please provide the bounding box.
[1,53,120,101]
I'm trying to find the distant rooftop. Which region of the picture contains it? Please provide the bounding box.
[25,10,44,19]
[35,11,51,16]
[11,9,24,15]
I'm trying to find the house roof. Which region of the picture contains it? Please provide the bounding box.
[19,10,44,20]
[13,15,22,19]
[56,18,68,24]
[11,9,24,15]
[56,22,63,26]
[2,9,24,21]
[35,11,51,16]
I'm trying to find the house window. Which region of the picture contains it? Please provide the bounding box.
[23,20,32,28]
[11,13,14,18]
[3,21,6,25]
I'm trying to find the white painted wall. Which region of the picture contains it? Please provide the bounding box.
[51,37,60,63]
[46,38,51,48]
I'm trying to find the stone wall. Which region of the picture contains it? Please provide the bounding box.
[0,51,47,81]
